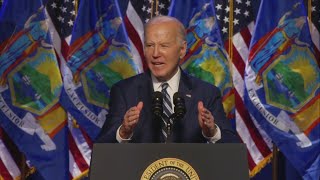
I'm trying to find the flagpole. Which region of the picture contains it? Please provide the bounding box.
[272,142,279,180]
[307,0,312,32]
[307,0,311,22]
[75,0,79,15]
[20,154,27,180]
[151,0,154,18]
[228,0,234,77]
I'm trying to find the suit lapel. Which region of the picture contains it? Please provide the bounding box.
[136,71,162,142]
[136,70,193,142]
[178,70,193,117]
[138,71,153,118]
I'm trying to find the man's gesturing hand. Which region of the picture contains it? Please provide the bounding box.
[198,101,217,137]
[119,102,143,139]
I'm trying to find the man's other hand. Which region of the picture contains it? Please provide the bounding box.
[119,101,143,139]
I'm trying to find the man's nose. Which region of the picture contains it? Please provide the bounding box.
[152,46,160,57]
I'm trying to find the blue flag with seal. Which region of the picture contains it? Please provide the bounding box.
[59,0,141,140]
[169,0,234,122]
[244,0,320,179]
[0,0,68,179]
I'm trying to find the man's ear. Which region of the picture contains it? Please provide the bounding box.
[180,40,187,59]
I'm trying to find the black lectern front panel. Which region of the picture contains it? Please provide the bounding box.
[89,143,249,180]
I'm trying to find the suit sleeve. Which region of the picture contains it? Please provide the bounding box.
[208,86,240,143]
[95,83,127,143]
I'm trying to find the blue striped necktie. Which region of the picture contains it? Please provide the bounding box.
[161,82,173,141]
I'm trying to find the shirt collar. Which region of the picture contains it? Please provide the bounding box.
[151,68,181,92]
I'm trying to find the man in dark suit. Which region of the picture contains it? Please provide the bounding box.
[96,16,238,143]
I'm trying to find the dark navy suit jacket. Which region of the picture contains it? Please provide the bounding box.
[96,70,239,143]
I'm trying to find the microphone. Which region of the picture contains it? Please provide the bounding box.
[173,92,186,119]
[152,91,163,118]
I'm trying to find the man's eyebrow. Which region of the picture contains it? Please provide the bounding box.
[160,42,171,45]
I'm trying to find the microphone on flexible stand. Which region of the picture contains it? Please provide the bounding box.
[152,91,166,142]
[165,92,186,143]
[173,92,186,120]
[151,91,163,118]
[152,91,186,143]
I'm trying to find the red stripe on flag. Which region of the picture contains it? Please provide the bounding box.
[68,130,89,172]
[0,30,28,52]
[222,87,234,102]
[1,41,40,82]
[247,149,257,171]
[0,128,3,138]
[69,172,73,180]
[68,31,96,59]
[53,49,62,71]
[240,28,252,48]
[124,15,147,71]
[79,126,93,149]
[37,103,61,118]
[231,44,246,78]
[224,41,245,79]
[234,91,272,157]
[0,156,13,180]
[305,118,320,135]
[314,44,320,67]
[238,134,257,171]
[49,119,68,138]
[293,94,320,115]
[181,39,204,64]
[61,39,70,59]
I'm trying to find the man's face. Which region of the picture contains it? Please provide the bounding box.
[144,22,186,82]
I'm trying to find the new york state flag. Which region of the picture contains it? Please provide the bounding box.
[0,0,68,179]
[169,0,234,122]
[244,0,320,179]
[59,0,141,140]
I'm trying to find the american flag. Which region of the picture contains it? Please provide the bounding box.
[215,0,255,41]
[214,0,273,177]
[310,0,320,31]
[46,1,92,179]
[309,0,320,60]
[0,127,21,180]
[46,0,76,56]
[124,0,170,71]
[67,117,93,179]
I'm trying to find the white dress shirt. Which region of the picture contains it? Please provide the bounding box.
[151,68,181,108]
